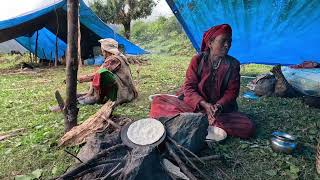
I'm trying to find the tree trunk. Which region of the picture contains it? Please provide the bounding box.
[123,21,131,40]
[65,0,80,133]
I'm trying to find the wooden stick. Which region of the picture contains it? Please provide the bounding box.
[188,155,222,161]
[55,90,65,112]
[165,142,197,180]
[74,164,112,179]
[169,139,209,179]
[60,144,126,179]
[34,30,39,63]
[0,128,26,141]
[101,116,121,130]
[64,149,83,163]
[64,0,80,133]
[111,167,123,177]
[101,162,122,180]
[160,162,178,180]
[167,137,205,165]
[316,140,320,174]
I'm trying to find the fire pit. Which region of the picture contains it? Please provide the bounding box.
[58,113,218,180]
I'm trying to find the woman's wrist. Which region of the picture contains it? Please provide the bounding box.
[200,100,210,109]
[215,103,223,111]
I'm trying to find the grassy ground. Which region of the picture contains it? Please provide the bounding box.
[0,54,319,179]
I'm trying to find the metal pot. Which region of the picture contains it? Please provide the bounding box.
[270,131,297,154]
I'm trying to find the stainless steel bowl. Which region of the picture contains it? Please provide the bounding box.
[270,131,297,154]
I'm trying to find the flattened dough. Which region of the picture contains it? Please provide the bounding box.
[127,118,165,145]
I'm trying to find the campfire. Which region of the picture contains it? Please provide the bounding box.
[58,103,221,180]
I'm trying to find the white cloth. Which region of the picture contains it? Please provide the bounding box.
[99,38,120,55]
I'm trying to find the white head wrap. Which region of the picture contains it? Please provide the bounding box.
[99,38,120,55]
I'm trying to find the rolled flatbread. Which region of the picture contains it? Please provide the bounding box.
[127,118,165,145]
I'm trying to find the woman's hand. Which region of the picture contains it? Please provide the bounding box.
[200,101,223,125]
[200,101,216,125]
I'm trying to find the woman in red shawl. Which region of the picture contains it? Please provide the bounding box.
[150,24,255,139]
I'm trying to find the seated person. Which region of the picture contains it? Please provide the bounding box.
[150,24,255,139]
[78,38,138,105]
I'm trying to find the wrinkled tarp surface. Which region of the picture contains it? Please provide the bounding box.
[282,66,320,96]
[166,0,320,65]
[0,0,146,60]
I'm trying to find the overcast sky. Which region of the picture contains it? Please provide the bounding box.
[0,0,172,21]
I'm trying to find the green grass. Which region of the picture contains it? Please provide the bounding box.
[0,54,319,179]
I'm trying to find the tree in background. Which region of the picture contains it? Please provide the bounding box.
[90,0,157,39]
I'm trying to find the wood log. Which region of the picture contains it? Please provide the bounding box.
[59,101,114,147]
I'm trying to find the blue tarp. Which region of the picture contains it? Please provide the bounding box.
[166,0,320,65]
[0,0,146,61]
[16,28,67,60]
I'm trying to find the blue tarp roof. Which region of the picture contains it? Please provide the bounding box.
[0,0,146,61]
[166,0,320,65]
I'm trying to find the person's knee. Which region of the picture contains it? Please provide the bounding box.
[245,120,256,138]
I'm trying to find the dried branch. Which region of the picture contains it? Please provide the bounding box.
[59,144,126,179]
[64,149,83,163]
[101,162,122,180]
[165,142,198,180]
[182,155,222,162]
[111,167,123,177]
[169,140,210,180]
[167,137,205,164]
[75,164,112,179]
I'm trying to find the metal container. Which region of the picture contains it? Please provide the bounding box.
[270,131,297,154]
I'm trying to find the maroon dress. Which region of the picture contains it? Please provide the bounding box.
[149,54,255,139]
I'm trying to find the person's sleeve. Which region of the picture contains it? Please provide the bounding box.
[216,61,240,108]
[78,73,95,83]
[102,57,121,72]
[183,55,205,111]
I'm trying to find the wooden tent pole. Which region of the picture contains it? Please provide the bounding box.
[78,8,82,68]
[317,140,320,174]
[54,5,59,67]
[34,30,39,63]
[64,0,80,133]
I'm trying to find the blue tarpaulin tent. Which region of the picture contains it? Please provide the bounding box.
[0,0,146,61]
[166,0,320,65]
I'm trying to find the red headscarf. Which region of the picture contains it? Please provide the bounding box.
[201,24,232,52]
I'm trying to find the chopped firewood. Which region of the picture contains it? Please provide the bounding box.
[0,128,26,141]
[59,101,115,147]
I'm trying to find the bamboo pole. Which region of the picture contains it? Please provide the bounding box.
[64,0,80,133]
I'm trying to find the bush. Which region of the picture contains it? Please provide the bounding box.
[129,16,195,56]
